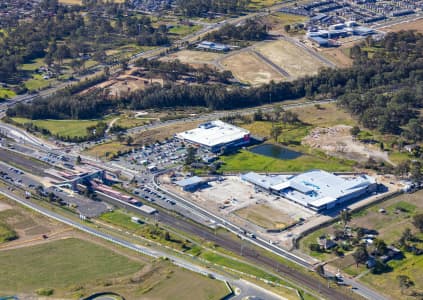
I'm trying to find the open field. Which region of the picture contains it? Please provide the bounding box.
[133,120,202,145]
[0,197,228,299]
[0,88,16,99]
[59,0,125,4]
[24,74,52,91]
[219,149,354,173]
[256,40,326,79]
[321,48,353,68]
[220,51,284,85]
[235,203,296,229]
[248,0,280,9]
[84,141,132,159]
[11,117,104,138]
[160,50,223,67]
[140,265,229,300]
[169,25,202,36]
[382,18,423,34]
[0,238,141,294]
[0,195,69,246]
[290,102,357,127]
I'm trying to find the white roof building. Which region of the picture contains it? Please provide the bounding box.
[176,120,251,152]
[242,170,377,211]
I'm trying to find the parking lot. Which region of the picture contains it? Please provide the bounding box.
[116,137,215,173]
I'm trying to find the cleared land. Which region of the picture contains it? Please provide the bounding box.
[219,149,354,173]
[0,195,68,247]
[382,18,423,34]
[256,40,326,79]
[0,88,16,99]
[290,102,357,127]
[11,117,105,138]
[220,51,284,85]
[321,48,353,68]
[0,238,141,294]
[235,203,297,230]
[0,238,228,299]
[133,120,202,145]
[160,50,223,67]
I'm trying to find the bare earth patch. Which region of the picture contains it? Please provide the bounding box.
[160,50,223,67]
[0,202,11,212]
[220,51,283,85]
[381,18,423,34]
[256,40,326,79]
[235,203,296,230]
[302,125,391,163]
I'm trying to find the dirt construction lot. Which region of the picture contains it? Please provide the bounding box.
[302,125,391,163]
[160,50,223,67]
[382,18,423,33]
[220,51,284,85]
[165,176,314,233]
[256,40,326,79]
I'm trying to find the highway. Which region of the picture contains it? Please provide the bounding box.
[0,187,284,300]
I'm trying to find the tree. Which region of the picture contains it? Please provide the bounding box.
[373,239,387,256]
[48,192,55,202]
[402,228,413,242]
[397,275,414,294]
[315,264,325,276]
[350,126,360,137]
[185,146,197,165]
[339,209,351,234]
[270,125,282,142]
[126,135,134,146]
[353,245,368,267]
[117,133,125,143]
[412,213,423,232]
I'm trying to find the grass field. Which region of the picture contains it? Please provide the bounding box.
[84,141,132,159]
[221,51,284,85]
[219,149,354,173]
[20,58,45,72]
[0,88,16,99]
[248,0,280,9]
[256,40,326,79]
[141,265,229,300]
[0,238,142,294]
[290,102,357,127]
[169,25,201,36]
[24,74,52,91]
[11,117,103,138]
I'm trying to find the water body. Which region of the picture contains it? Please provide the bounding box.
[249,144,302,160]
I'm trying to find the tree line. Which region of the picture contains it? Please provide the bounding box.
[204,19,268,43]
[7,31,423,141]
[176,0,250,17]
